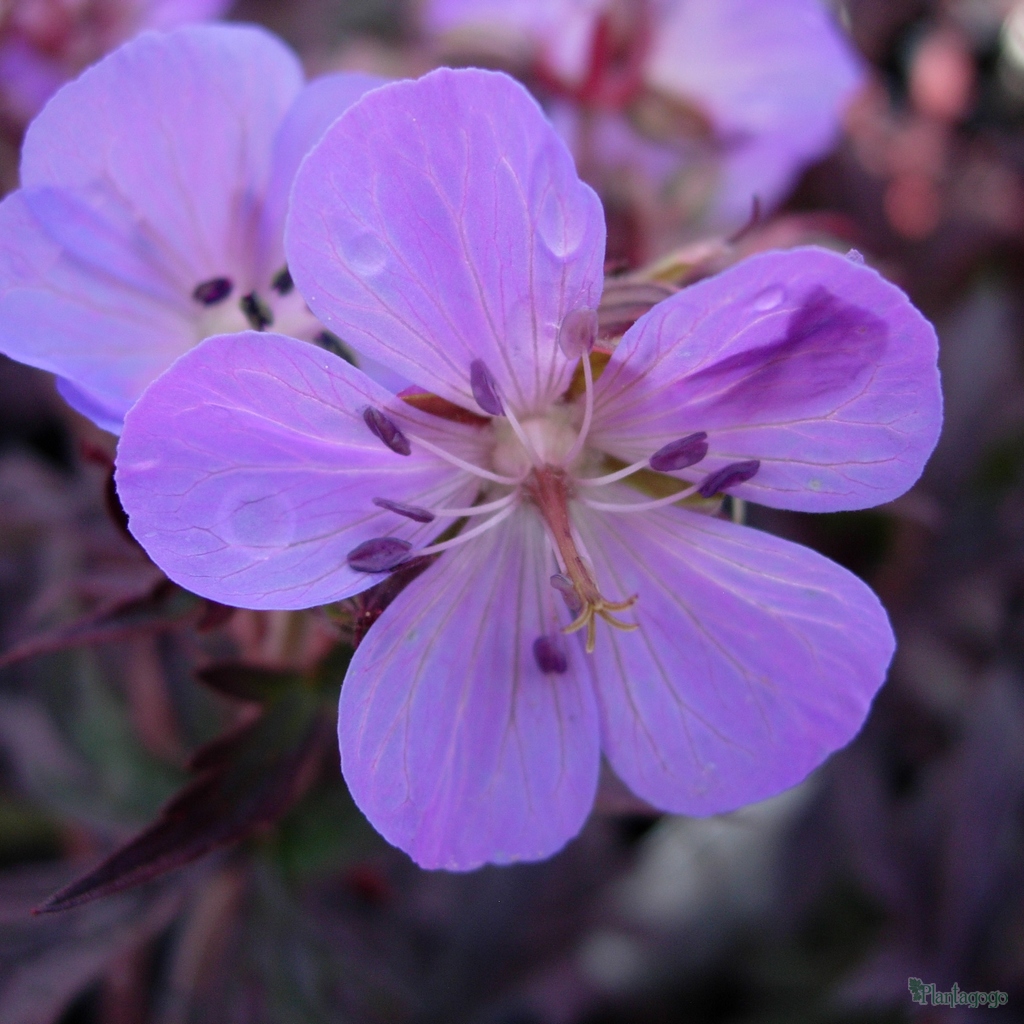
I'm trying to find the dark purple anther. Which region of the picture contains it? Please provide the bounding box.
[649,432,709,472]
[346,537,412,573]
[240,292,273,331]
[698,460,760,498]
[550,573,583,616]
[362,407,412,456]
[271,266,294,295]
[533,635,568,674]
[192,276,232,305]
[470,359,503,415]
[373,497,435,523]
[558,307,598,359]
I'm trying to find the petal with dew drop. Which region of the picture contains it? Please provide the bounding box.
[589,247,942,512]
[257,71,390,282]
[574,494,894,815]
[286,67,606,417]
[340,505,600,870]
[115,332,483,609]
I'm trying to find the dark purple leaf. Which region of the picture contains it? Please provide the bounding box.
[36,690,330,912]
[0,578,197,668]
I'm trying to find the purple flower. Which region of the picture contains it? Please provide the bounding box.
[0,0,232,126]
[0,24,384,432]
[115,69,942,870]
[422,0,865,234]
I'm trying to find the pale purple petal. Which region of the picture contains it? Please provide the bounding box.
[286,67,606,416]
[340,505,600,869]
[647,0,865,225]
[575,496,894,815]
[115,332,482,609]
[20,25,303,294]
[257,71,390,280]
[589,247,942,512]
[0,191,195,430]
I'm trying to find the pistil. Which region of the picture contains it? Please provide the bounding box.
[526,465,636,653]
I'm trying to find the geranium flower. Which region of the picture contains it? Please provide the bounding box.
[0,24,384,432]
[115,68,942,870]
[421,0,864,247]
[0,0,231,127]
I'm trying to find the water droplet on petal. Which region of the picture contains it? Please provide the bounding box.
[846,248,865,264]
[342,231,388,275]
[536,189,587,259]
[752,286,785,312]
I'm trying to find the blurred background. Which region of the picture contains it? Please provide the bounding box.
[1,0,1023,1021]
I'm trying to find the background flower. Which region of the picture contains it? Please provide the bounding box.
[0,24,383,432]
[420,0,865,257]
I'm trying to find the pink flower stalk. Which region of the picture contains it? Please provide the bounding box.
[0,0,231,127]
[421,0,865,237]
[0,25,384,431]
[115,68,942,870]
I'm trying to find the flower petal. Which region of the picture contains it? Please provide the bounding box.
[589,247,942,511]
[340,505,600,869]
[115,332,482,609]
[20,24,302,294]
[646,0,864,226]
[574,496,894,815]
[257,71,390,282]
[286,67,606,416]
[0,191,195,431]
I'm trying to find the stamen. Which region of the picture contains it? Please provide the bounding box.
[649,432,708,472]
[240,292,273,331]
[414,504,517,557]
[432,493,518,517]
[469,359,503,415]
[550,573,583,616]
[192,276,232,305]
[362,407,412,456]
[402,430,523,485]
[558,307,598,359]
[698,460,760,498]
[560,350,594,467]
[372,497,435,523]
[316,331,356,364]
[580,483,700,513]
[575,454,653,487]
[347,537,412,573]
[271,267,294,295]
[533,635,568,674]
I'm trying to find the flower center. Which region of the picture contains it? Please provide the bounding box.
[191,268,322,343]
[490,411,580,478]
